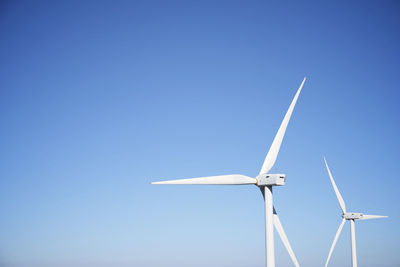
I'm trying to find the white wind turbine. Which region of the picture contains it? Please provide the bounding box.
[323,158,388,267]
[152,78,307,267]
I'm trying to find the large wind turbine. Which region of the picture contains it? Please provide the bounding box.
[323,158,388,267]
[151,78,306,267]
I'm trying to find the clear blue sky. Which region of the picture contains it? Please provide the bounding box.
[1,1,399,267]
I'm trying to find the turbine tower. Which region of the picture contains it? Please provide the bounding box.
[152,78,306,267]
[323,158,388,267]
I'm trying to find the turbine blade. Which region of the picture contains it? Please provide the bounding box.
[325,219,346,267]
[360,214,388,220]
[151,174,257,185]
[273,211,300,267]
[259,78,306,175]
[324,157,347,213]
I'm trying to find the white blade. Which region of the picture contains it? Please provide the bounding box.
[360,214,388,220]
[259,77,306,175]
[325,219,346,267]
[273,212,300,267]
[151,174,257,185]
[324,157,347,213]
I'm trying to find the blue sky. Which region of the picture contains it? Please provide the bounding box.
[1,1,399,266]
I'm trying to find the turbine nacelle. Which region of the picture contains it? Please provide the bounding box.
[343,212,363,220]
[257,173,286,186]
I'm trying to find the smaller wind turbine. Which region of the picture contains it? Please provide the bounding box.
[323,158,387,267]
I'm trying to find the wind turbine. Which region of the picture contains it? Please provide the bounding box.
[151,78,307,267]
[323,158,388,267]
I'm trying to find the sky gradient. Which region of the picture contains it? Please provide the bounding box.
[1,1,400,267]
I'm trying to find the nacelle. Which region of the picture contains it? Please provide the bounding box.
[343,212,363,220]
[257,173,286,186]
